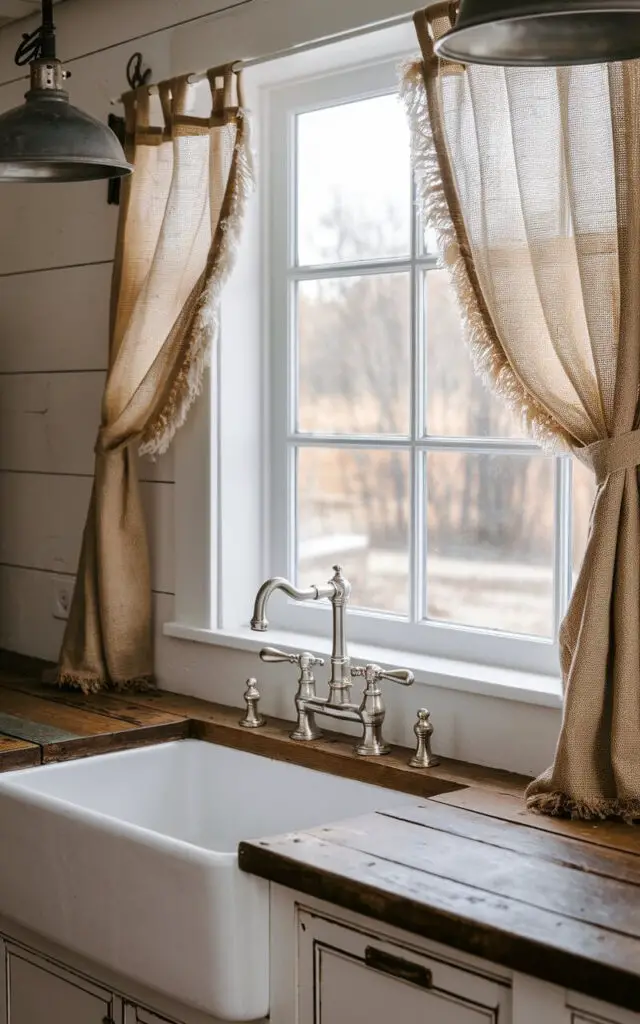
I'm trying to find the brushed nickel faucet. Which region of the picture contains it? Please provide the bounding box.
[250,565,415,756]
[251,564,352,705]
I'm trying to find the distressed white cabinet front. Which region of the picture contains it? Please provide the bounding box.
[3,942,116,1024]
[298,910,512,1024]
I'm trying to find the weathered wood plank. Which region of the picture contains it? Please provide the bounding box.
[0,734,40,772]
[0,675,188,730]
[0,711,80,745]
[41,720,189,764]
[433,788,640,855]
[0,686,189,762]
[238,834,640,1012]
[0,688,138,738]
[306,814,640,938]
[380,802,640,883]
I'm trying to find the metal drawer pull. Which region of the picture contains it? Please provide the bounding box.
[364,946,434,990]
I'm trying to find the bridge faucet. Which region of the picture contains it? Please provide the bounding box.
[250,565,352,705]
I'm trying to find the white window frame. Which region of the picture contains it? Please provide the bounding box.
[265,57,572,678]
[165,22,565,713]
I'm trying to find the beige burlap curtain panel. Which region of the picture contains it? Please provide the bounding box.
[405,6,640,821]
[57,66,253,693]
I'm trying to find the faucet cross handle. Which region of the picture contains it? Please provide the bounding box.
[259,647,325,744]
[351,664,415,688]
[350,663,414,758]
[259,647,324,668]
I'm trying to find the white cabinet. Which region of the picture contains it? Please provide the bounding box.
[297,910,511,1024]
[2,941,116,1024]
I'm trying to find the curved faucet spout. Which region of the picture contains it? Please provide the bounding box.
[250,576,333,631]
[250,566,352,705]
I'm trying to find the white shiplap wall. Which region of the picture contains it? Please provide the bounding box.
[0,0,561,775]
[0,0,416,667]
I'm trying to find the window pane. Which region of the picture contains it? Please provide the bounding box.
[296,95,410,266]
[297,274,410,435]
[296,447,410,614]
[424,270,524,439]
[572,458,597,583]
[425,452,554,637]
[423,225,439,255]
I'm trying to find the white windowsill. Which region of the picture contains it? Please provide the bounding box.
[162,622,563,710]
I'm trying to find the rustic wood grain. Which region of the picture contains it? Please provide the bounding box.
[303,814,640,937]
[238,833,640,1012]
[432,788,640,854]
[0,734,40,771]
[0,688,138,737]
[0,675,189,729]
[0,683,189,762]
[41,719,189,763]
[380,802,640,883]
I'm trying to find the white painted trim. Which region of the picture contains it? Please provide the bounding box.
[171,20,567,697]
[264,53,565,677]
[162,621,563,709]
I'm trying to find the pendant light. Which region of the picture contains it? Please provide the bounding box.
[435,0,640,66]
[0,0,132,182]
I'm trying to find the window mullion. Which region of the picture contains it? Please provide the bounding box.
[288,434,413,448]
[410,175,426,622]
[416,436,543,455]
[288,258,412,281]
[411,449,425,624]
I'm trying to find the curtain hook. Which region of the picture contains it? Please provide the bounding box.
[126,52,152,91]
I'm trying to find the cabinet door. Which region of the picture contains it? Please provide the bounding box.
[5,944,116,1024]
[298,911,511,1024]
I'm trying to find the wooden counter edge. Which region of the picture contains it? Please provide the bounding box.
[41,719,190,763]
[238,840,640,1014]
[0,736,40,772]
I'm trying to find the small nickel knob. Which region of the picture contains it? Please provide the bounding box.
[239,677,265,729]
[409,708,440,768]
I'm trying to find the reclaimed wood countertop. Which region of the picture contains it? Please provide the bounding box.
[0,650,527,800]
[2,650,639,1013]
[239,788,640,1013]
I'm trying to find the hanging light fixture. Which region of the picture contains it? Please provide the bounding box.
[435,0,640,66]
[0,0,132,182]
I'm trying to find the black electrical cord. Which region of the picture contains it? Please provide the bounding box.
[14,0,56,67]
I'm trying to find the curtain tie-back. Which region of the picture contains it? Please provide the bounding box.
[580,430,640,485]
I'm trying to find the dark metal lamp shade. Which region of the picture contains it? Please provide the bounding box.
[435,0,640,66]
[0,60,132,182]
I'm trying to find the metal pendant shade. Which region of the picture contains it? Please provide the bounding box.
[435,0,640,66]
[0,0,132,182]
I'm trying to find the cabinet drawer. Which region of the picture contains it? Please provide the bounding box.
[4,942,115,1024]
[298,910,511,1024]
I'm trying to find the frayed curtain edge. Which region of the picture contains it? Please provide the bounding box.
[51,671,157,696]
[139,111,256,459]
[399,59,570,453]
[526,789,640,824]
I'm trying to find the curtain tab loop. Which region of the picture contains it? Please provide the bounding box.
[579,430,640,485]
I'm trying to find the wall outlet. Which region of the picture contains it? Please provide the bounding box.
[51,576,74,621]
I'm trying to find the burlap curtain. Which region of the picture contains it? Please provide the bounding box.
[56,66,253,693]
[405,5,640,821]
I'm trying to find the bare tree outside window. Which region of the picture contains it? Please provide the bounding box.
[276,82,593,651]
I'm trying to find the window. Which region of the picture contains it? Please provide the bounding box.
[266,55,597,677]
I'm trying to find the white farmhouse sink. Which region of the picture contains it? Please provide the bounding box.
[0,739,421,1021]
